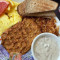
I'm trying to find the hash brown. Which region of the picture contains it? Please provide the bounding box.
[1,17,59,55]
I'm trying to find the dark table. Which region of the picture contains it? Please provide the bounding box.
[55,5,60,20]
[53,0,60,20]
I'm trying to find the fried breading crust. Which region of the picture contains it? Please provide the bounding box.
[1,17,41,55]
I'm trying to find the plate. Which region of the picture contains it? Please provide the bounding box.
[0,0,60,59]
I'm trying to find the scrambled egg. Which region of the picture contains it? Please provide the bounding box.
[0,0,22,36]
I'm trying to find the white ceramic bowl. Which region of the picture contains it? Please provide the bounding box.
[31,33,60,60]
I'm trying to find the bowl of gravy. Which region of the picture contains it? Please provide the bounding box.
[31,33,60,60]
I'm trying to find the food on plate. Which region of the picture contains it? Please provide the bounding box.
[34,35,59,60]
[1,17,59,55]
[1,17,41,54]
[0,0,59,58]
[0,0,22,36]
[17,1,26,16]
[35,17,59,35]
[17,1,56,16]
[25,0,58,13]
[17,0,58,16]
[22,11,56,17]
[0,0,9,16]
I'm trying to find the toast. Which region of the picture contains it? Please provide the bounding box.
[25,0,58,13]
[17,0,56,17]
[25,11,56,17]
[17,1,26,16]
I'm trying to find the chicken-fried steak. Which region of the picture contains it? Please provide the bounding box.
[1,17,41,54]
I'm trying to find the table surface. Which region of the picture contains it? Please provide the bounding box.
[55,5,60,20]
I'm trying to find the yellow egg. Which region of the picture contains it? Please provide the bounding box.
[7,0,15,7]
[7,6,11,11]
[0,0,22,36]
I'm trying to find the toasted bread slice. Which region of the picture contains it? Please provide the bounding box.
[25,0,58,13]
[17,1,56,17]
[25,11,56,17]
[17,1,26,16]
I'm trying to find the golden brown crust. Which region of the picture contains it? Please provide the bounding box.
[35,17,59,35]
[1,17,41,55]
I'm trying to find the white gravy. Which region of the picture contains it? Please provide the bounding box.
[34,36,59,60]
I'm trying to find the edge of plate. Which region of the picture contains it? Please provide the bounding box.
[54,17,60,35]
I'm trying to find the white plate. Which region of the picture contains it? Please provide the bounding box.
[55,17,60,35]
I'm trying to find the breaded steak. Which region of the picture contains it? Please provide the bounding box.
[35,17,59,35]
[1,17,59,55]
[1,17,41,54]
